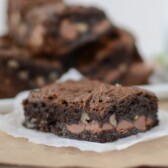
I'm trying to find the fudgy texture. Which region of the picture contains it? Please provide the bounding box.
[0,36,63,98]
[23,79,158,143]
[9,4,113,56]
[73,28,151,85]
[74,28,134,68]
[8,0,62,43]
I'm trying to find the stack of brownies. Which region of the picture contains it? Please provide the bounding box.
[0,0,152,98]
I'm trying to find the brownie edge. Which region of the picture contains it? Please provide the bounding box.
[23,79,158,143]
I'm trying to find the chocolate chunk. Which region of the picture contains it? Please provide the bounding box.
[66,122,114,134]
[28,25,45,48]
[66,124,85,134]
[60,20,78,40]
[117,120,133,132]
[134,116,146,131]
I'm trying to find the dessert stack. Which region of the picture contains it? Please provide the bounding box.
[0,0,152,98]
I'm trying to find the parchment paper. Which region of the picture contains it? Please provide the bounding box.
[0,69,168,153]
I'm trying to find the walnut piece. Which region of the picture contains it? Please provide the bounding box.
[81,112,90,124]
[109,114,117,127]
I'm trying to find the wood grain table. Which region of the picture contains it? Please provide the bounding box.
[0,100,168,168]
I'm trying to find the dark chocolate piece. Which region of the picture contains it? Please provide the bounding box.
[0,36,63,98]
[23,79,158,143]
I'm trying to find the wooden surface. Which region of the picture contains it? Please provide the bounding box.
[0,101,168,168]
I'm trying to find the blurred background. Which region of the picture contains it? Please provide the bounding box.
[0,0,166,60]
[0,0,167,99]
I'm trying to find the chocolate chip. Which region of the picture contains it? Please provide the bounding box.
[146,117,153,126]
[102,123,114,130]
[29,25,45,47]
[134,116,146,131]
[60,20,78,40]
[117,120,133,131]
[66,124,85,134]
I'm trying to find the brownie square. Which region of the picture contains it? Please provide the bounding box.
[23,79,158,143]
[72,28,137,84]
[8,0,62,42]
[69,28,152,86]
[8,4,113,57]
[0,36,63,98]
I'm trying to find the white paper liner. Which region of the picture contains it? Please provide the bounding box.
[0,69,168,152]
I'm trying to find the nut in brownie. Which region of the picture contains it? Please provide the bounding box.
[23,79,158,143]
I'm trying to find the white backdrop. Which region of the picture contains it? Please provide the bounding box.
[0,0,8,35]
[0,0,166,60]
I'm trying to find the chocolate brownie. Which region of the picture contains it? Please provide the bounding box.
[73,28,138,84]
[23,79,158,143]
[70,27,151,86]
[0,36,63,98]
[9,4,113,56]
[8,0,62,42]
